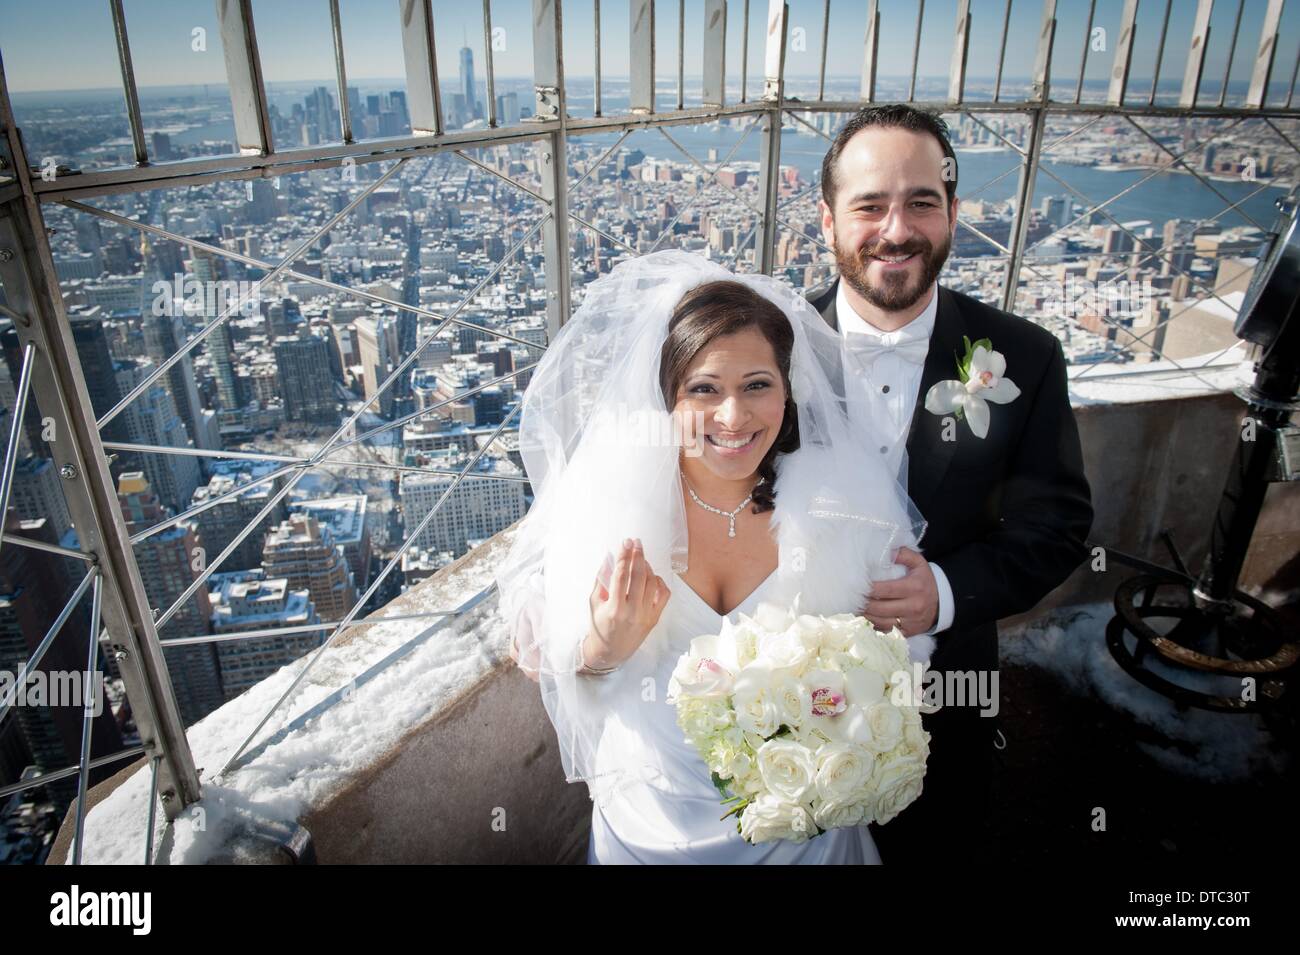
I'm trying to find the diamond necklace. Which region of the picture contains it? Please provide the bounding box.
[680,471,761,538]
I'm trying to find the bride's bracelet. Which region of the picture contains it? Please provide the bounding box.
[578,631,620,676]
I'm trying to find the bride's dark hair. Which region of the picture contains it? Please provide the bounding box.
[658,280,801,513]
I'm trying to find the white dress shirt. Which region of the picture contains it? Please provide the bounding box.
[835,280,956,637]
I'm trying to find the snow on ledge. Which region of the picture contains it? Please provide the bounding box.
[71,527,521,865]
[1067,348,1254,407]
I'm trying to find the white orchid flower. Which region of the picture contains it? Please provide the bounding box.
[924,345,1020,439]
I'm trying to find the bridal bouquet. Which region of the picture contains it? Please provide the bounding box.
[666,599,930,846]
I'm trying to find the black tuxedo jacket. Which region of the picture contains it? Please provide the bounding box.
[807,280,1093,676]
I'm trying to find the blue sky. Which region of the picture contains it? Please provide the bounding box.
[1,0,1296,92]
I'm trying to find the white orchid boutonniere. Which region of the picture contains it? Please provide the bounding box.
[924,337,1020,439]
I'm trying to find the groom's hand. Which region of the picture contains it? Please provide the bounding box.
[861,547,939,637]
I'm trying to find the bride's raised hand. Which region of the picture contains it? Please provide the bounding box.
[581,537,670,672]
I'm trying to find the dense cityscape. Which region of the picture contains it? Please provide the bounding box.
[1,38,1295,861]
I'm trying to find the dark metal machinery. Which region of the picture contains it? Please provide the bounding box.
[1106,194,1300,716]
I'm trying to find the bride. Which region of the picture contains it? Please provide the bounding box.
[495,251,931,864]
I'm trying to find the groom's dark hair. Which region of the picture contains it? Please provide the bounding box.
[660,281,800,514]
[820,105,958,209]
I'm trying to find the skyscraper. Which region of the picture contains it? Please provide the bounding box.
[459,44,477,124]
[190,243,242,411]
[115,357,202,514]
[261,513,357,622]
[274,325,336,424]
[117,473,224,726]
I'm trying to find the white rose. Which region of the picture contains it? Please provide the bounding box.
[773,675,811,726]
[755,626,812,673]
[814,742,874,803]
[872,752,926,826]
[813,795,870,831]
[849,628,900,675]
[865,701,905,753]
[755,738,816,803]
[734,691,781,738]
[738,794,814,845]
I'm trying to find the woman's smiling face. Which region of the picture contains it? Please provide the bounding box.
[672,326,787,482]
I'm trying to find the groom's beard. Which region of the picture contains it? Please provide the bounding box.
[833,230,952,313]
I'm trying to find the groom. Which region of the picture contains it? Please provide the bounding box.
[806,105,1093,864]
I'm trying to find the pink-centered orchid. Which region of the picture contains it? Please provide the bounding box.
[924,338,1020,439]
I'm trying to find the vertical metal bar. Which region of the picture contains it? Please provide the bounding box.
[704,0,729,107]
[1218,0,1245,107]
[0,51,202,824]
[70,571,103,866]
[1246,0,1286,108]
[993,0,1011,101]
[1075,0,1097,104]
[758,0,788,273]
[533,0,571,340]
[908,0,926,102]
[330,0,353,143]
[483,0,498,126]
[861,0,880,102]
[949,0,972,105]
[1149,0,1173,105]
[0,341,35,556]
[595,0,604,115]
[108,0,148,165]
[399,0,444,135]
[145,755,161,865]
[1002,107,1048,312]
[818,0,831,101]
[216,0,274,154]
[631,0,656,113]
[679,0,686,110]
[1108,0,1140,107]
[742,0,751,103]
[1180,0,1215,109]
[1288,43,1300,107]
[1031,0,1058,103]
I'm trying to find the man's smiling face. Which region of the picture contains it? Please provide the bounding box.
[819,126,959,314]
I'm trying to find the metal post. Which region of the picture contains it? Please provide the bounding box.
[704,0,727,108]
[1246,0,1286,109]
[533,0,572,340]
[217,0,274,154]
[70,571,102,866]
[483,0,498,127]
[1180,0,1215,109]
[908,0,926,102]
[400,0,444,136]
[949,0,971,105]
[758,0,788,274]
[330,0,353,142]
[631,0,656,114]
[595,0,604,116]
[108,0,148,165]
[1107,0,1139,107]
[861,0,880,103]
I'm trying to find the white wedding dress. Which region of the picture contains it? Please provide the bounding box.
[586,567,883,865]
